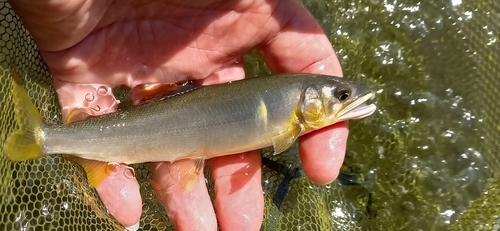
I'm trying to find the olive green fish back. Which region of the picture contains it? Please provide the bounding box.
[1,0,499,230]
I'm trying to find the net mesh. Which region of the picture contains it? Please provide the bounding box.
[0,0,499,230]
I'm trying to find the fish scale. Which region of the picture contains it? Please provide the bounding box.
[5,72,376,166]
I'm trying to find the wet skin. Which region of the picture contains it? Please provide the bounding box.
[9,0,347,230]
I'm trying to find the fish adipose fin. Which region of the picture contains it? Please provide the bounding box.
[171,158,206,192]
[4,64,44,162]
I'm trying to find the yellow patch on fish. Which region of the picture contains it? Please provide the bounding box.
[301,98,325,128]
[256,99,268,129]
[272,105,304,155]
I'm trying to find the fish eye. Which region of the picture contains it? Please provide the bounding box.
[334,88,351,101]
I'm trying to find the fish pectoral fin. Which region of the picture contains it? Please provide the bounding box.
[172,158,206,192]
[67,157,114,187]
[272,121,303,155]
[131,82,199,106]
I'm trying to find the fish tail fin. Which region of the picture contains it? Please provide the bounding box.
[3,64,44,161]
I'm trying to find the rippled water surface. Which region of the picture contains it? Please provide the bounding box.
[247,0,497,230]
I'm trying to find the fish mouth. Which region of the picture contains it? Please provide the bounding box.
[336,92,377,121]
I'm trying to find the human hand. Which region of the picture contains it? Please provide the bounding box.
[9,0,347,230]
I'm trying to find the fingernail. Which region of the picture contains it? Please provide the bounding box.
[125,221,140,231]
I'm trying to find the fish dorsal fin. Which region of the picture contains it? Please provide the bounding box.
[131,82,199,106]
[170,158,206,192]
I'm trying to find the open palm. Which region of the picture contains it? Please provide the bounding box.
[10,0,347,230]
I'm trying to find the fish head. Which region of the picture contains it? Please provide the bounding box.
[299,76,377,129]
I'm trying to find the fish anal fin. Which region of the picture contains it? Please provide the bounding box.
[171,158,206,192]
[272,116,303,155]
[131,82,198,106]
[68,157,113,187]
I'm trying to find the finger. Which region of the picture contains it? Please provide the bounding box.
[257,0,346,184]
[95,164,142,229]
[149,162,217,231]
[199,62,246,85]
[54,79,143,229]
[9,0,111,51]
[258,0,342,76]
[53,79,120,120]
[203,65,264,230]
[300,122,348,184]
[210,151,264,231]
[149,63,249,231]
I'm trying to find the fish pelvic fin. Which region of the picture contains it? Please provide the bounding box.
[67,157,113,187]
[172,158,205,192]
[4,64,44,162]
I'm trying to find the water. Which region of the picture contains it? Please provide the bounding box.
[248,0,492,229]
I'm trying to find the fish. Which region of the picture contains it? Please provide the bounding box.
[4,66,376,189]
